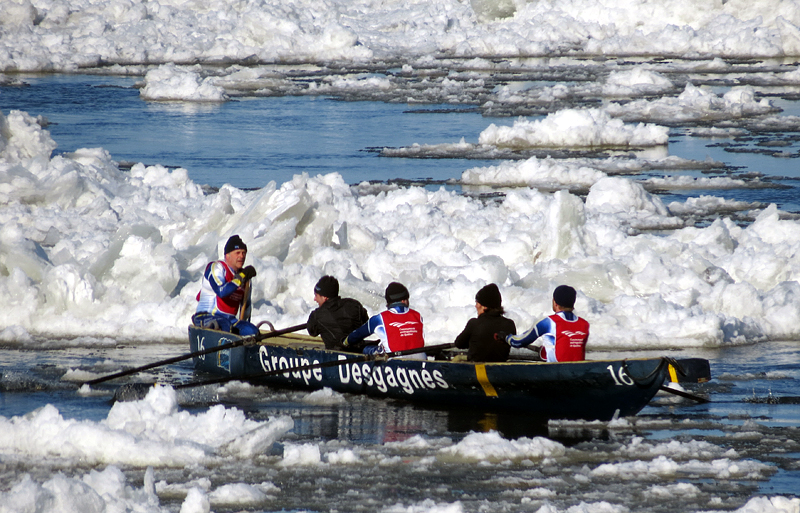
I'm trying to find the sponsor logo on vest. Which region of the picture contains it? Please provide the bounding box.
[257,347,450,395]
[388,320,421,337]
[388,321,418,328]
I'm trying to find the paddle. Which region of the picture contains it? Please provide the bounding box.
[85,323,307,386]
[239,280,251,321]
[659,384,710,403]
[114,342,456,401]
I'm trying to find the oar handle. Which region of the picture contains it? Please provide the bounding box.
[175,342,456,390]
[84,323,307,386]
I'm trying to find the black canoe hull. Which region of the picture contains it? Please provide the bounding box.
[189,326,674,421]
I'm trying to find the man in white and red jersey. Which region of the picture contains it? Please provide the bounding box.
[343,282,426,360]
[192,235,259,336]
[505,285,589,362]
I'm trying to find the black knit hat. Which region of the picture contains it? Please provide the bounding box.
[475,283,502,309]
[385,282,409,303]
[314,275,339,298]
[224,235,247,255]
[553,285,577,309]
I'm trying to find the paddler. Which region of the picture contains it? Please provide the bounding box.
[504,285,589,362]
[307,275,369,352]
[343,282,426,360]
[192,235,259,336]
[453,283,517,362]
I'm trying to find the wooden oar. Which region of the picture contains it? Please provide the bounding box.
[239,280,251,321]
[175,342,457,391]
[85,323,307,386]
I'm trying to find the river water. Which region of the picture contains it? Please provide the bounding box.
[0,73,504,190]
[3,71,800,213]
[1,339,799,512]
[2,69,800,512]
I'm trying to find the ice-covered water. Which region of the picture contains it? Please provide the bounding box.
[3,0,800,511]
[1,341,799,513]
[4,76,800,348]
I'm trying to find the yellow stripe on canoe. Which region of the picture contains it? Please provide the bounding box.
[668,363,679,383]
[475,364,498,397]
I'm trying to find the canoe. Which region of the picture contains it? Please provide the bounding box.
[188,325,705,421]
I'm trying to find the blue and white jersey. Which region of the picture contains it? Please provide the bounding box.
[507,311,588,362]
[348,304,425,359]
[507,315,557,351]
[196,260,249,320]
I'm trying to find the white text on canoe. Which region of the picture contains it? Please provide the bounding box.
[258,348,449,394]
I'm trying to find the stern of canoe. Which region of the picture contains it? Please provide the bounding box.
[407,357,670,421]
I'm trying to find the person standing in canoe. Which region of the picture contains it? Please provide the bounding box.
[192,235,259,336]
[504,285,589,362]
[343,282,426,360]
[454,283,517,362]
[307,275,369,352]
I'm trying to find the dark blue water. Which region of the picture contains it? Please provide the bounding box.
[1,74,511,189]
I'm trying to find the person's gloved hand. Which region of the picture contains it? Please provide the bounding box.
[494,331,508,343]
[239,265,257,282]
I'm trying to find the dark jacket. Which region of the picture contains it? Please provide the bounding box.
[454,310,517,362]
[307,296,369,351]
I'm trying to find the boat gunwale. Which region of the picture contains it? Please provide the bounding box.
[195,326,670,367]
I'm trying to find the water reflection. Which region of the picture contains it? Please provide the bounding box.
[144,100,224,115]
[245,393,607,446]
